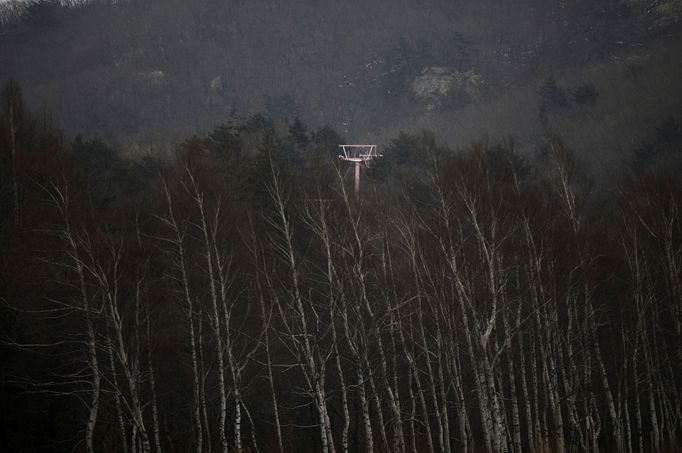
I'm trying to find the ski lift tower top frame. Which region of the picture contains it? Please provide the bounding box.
[338,144,380,198]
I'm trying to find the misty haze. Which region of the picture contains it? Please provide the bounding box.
[1,0,681,452]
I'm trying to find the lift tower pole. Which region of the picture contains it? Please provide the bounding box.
[338,145,380,199]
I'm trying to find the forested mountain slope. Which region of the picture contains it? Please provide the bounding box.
[0,0,681,174]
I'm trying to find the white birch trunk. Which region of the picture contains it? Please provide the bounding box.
[145,303,163,453]
[107,333,129,453]
[52,190,101,453]
[160,183,203,453]
[191,186,229,453]
[266,156,333,452]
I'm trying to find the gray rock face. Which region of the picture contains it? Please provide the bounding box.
[0,0,118,24]
[656,0,682,22]
[210,76,223,92]
[412,67,484,107]
[627,0,682,24]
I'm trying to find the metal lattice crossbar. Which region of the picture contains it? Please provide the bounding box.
[338,144,379,163]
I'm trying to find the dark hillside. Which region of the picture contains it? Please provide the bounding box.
[1,0,680,173]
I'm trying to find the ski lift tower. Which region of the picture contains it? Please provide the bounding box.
[338,145,380,198]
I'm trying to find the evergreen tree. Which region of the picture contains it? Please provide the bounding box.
[311,125,344,157]
[0,80,26,223]
[539,75,569,114]
[288,117,310,149]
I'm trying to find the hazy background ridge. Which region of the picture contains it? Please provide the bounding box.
[1,0,681,175]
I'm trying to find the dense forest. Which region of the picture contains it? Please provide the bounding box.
[1,78,682,453]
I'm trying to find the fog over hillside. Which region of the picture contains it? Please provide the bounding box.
[1,0,681,174]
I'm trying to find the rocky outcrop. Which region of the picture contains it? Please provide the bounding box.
[412,67,484,107]
[627,0,682,24]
